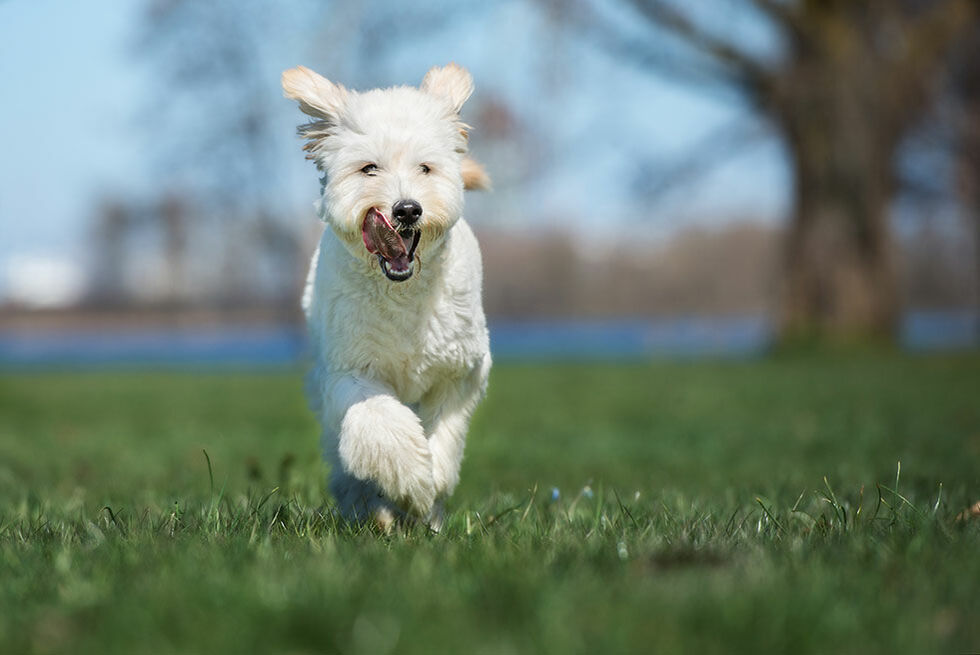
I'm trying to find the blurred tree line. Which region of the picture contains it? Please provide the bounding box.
[80,0,979,344]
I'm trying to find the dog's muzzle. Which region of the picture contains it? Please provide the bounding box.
[361,208,421,282]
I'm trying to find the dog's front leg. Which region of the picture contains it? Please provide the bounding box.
[420,353,492,505]
[321,373,436,519]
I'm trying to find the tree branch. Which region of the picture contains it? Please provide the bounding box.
[898,0,976,77]
[584,20,757,99]
[884,0,979,133]
[745,0,809,44]
[632,117,774,204]
[628,0,772,95]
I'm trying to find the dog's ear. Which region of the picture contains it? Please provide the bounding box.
[461,157,491,191]
[421,63,473,114]
[282,65,346,120]
[283,66,348,166]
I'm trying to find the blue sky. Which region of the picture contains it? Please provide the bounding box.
[1,0,147,265]
[0,0,789,302]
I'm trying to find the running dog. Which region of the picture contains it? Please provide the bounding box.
[282,63,491,530]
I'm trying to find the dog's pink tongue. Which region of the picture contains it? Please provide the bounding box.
[362,208,410,271]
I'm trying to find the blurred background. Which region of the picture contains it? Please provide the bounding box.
[1,0,978,365]
[3,6,979,651]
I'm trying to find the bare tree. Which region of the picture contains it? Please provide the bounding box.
[137,0,285,212]
[87,200,133,307]
[132,0,309,308]
[588,0,978,343]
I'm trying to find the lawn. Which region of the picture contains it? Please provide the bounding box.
[0,354,978,654]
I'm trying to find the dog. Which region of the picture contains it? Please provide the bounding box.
[282,63,491,530]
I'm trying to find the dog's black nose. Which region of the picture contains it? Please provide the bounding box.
[392,199,423,226]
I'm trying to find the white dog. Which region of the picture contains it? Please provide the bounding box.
[282,63,491,530]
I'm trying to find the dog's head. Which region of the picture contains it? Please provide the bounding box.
[282,63,488,282]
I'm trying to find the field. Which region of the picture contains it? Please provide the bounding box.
[1,354,979,654]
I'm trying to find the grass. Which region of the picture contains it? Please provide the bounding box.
[0,353,978,654]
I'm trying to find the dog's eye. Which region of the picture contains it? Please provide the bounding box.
[360,163,378,176]
[419,164,431,175]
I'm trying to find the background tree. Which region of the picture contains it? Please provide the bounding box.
[133,0,310,309]
[589,0,978,343]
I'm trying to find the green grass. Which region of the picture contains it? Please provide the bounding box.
[1,354,979,654]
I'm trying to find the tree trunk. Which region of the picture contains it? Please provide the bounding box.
[776,97,900,344]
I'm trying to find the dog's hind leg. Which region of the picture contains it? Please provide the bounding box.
[420,353,492,503]
[318,373,437,518]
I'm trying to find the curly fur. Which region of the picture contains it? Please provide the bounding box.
[283,63,491,530]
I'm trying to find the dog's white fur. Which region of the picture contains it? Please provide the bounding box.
[282,64,491,529]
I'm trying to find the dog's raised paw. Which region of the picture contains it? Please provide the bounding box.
[337,396,437,517]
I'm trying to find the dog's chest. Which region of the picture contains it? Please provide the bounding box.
[308,222,488,403]
[320,280,485,403]
[377,295,481,398]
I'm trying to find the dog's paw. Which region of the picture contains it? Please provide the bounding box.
[389,459,438,518]
[338,396,437,516]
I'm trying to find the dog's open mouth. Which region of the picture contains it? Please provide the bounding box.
[361,208,421,282]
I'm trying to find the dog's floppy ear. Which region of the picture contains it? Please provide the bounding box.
[283,66,347,166]
[282,65,346,120]
[421,63,473,114]
[461,157,491,191]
